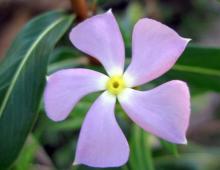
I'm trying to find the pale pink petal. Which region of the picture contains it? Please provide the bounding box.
[74,91,129,167]
[44,69,108,121]
[124,18,190,87]
[118,80,190,144]
[70,10,125,76]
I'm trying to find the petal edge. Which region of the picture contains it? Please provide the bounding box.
[118,80,190,144]
[44,69,108,121]
[124,18,190,87]
[74,91,129,167]
[69,11,125,76]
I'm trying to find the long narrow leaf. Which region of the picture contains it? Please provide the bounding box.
[0,11,74,169]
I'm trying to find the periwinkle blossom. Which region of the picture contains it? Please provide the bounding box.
[44,10,191,168]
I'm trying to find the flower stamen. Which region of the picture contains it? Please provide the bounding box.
[106,75,126,95]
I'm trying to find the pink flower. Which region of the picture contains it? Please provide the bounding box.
[44,10,191,168]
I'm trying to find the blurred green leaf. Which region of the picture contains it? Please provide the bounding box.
[48,58,88,74]
[49,47,81,63]
[119,2,145,44]
[129,125,154,170]
[48,47,89,74]
[49,117,84,132]
[12,136,39,170]
[160,140,178,156]
[155,151,220,170]
[165,45,220,92]
[53,140,75,169]
[0,11,74,169]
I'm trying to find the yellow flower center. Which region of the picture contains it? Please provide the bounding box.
[106,75,126,95]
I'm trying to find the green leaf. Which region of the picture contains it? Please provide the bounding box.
[160,140,178,156]
[12,135,39,170]
[48,47,88,74]
[49,46,82,63]
[165,45,220,92]
[0,11,74,169]
[155,151,220,170]
[129,125,154,170]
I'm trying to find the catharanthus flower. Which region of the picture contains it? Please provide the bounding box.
[44,10,191,168]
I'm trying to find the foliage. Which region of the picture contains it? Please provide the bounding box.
[0,11,74,169]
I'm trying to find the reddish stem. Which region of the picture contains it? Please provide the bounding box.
[70,0,100,65]
[70,0,88,21]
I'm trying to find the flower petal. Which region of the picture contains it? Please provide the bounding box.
[70,10,125,76]
[124,18,190,87]
[74,91,129,167]
[44,69,108,121]
[118,80,190,144]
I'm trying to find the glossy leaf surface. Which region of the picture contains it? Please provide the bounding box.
[0,11,73,169]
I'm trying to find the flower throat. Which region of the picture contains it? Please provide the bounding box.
[106,75,126,95]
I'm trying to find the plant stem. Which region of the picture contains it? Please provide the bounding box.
[70,0,88,21]
[143,132,155,170]
[69,0,100,65]
[91,0,97,14]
